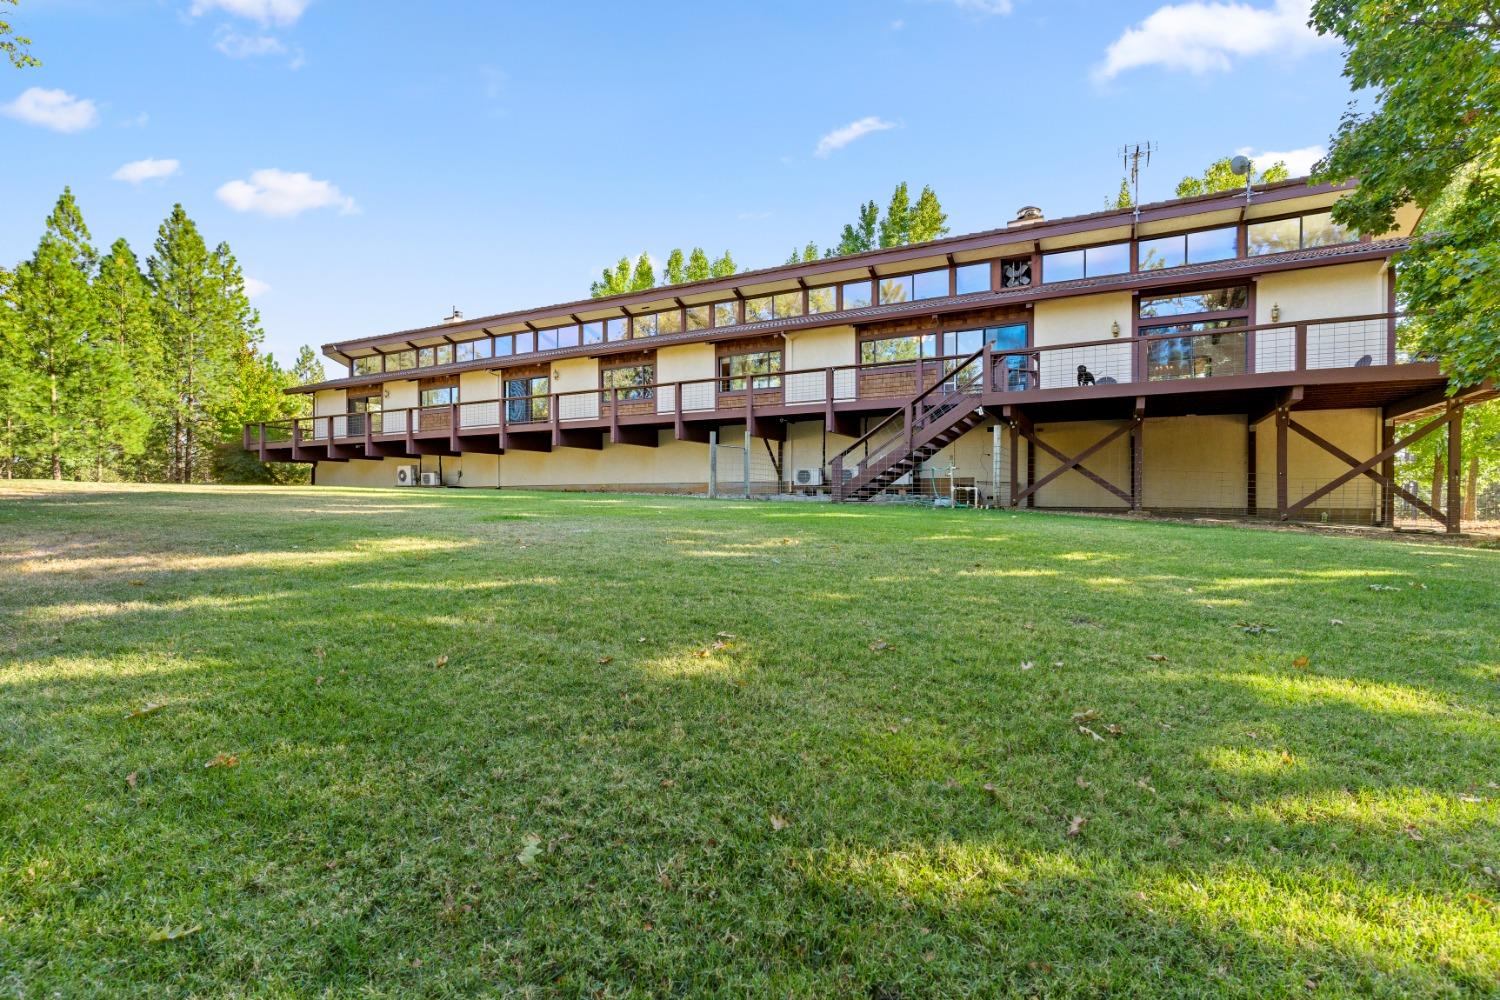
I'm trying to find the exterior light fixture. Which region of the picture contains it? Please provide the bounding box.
[1111,321,1121,338]
[1271,303,1281,322]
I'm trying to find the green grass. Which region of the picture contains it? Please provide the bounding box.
[2,481,1498,998]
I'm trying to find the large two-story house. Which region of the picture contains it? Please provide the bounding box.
[248,178,1489,530]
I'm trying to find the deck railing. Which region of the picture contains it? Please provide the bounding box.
[252,310,1416,447]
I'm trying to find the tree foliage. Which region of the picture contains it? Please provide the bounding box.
[0,190,314,482]
[1309,0,1500,387]
[1,0,38,69]
[1175,158,1289,199]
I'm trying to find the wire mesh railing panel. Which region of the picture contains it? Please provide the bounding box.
[1038,341,1133,389]
[1253,326,1297,373]
[783,370,827,405]
[1306,318,1388,368]
[460,400,500,429]
[558,393,599,422]
[680,382,716,412]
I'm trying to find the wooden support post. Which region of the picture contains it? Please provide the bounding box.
[258,423,268,463]
[1130,401,1144,512]
[1246,419,1257,516]
[1275,407,1289,519]
[1008,420,1019,508]
[708,429,718,498]
[1380,421,1395,527]
[448,402,460,453]
[1447,403,1463,533]
[742,423,752,499]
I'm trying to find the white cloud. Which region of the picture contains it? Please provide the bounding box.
[190,0,310,27]
[216,32,286,58]
[1,87,100,133]
[216,168,357,217]
[942,0,1013,13]
[814,116,898,158]
[113,158,181,183]
[243,277,271,299]
[1236,144,1326,177]
[1095,0,1331,80]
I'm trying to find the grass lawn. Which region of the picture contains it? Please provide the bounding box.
[2,481,1498,998]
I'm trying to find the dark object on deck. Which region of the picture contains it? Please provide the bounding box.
[1097,375,1118,384]
[1354,354,1373,367]
[1077,365,1095,386]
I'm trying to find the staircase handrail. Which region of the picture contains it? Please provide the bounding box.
[829,345,988,469]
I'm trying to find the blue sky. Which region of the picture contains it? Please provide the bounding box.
[3,0,1352,367]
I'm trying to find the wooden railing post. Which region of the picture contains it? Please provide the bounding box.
[1133,337,1147,383]
[448,401,460,452]
[497,391,507,452]
[831,455,843,501]
[1294,322,1308,371]
[610,386,620,443]
[981,343,993,392]
[258,423,267,462]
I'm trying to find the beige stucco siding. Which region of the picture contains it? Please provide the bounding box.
[1254,261,1387,324]
[1033,292,1133,348]
[785,325,855,370]
[313,389,346,417]
[656,343,716,384]
[458,370,499,401]
[1141,414,1248,510]
[1253,408,1381,516]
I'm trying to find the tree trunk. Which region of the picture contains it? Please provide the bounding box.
[50,374,61,480]
[1465,454,1479,521]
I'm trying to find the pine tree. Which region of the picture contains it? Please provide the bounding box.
[785,241,819,265]
[664,248,686,285]
[685,247,711,282]
[879,182,912,248]
[86,238,152,479]
[709,251,736,278]
[0,265,20,478]
[909,186,949,243]
[10,188,98,479]
[831,200,880,256]
[1110,179,1133,209]
[629,252,655,291]
[147,205,244,483]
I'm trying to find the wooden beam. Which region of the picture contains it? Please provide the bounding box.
[1015,420,1134,504]
[1447,403,1463,533]
[1285,416,1444,523]
[1283,407,1458,519]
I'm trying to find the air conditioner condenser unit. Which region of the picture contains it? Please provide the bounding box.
[395,464,418,487]
[794,468,823,487]
[420,472,442,487]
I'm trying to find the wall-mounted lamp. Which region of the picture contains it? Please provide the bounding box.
[1110,320,1121,338]
[1270,303,1281,323]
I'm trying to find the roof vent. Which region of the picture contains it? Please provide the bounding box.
[1009,206,1045,228]
[442,306,464,324]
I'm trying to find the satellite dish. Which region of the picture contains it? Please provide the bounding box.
[1229,155,1253,176]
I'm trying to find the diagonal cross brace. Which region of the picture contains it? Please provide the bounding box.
[1284,417,1446,523]
[1282,407,1459,519]
[1015,419,1135,504]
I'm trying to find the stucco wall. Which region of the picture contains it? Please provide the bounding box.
[785,325,856,370]
[1033,292,1133,348]
[1253,407,1382,517]
[1255,261,1387,324]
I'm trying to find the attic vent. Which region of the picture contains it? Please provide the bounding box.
[442,306,464,324]
[1009,206,1045,227]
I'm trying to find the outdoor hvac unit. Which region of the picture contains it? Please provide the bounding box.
[395,465,418,487]
[419,472,442,487]
[794,468,823,487]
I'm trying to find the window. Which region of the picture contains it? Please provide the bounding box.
[942,324,1027,356]
[860,334,936,365]
[1042,241,1129,282]
[418,344,453,367]
[955,263,990,295]
[842,280,872,309]
[808,285,837,313]
[536,326,563,350]
[552,324,580,349]
[912,269,948,300]
[513,330,535,354]
[657,310,682,335]
[602,364,655,401]
[1138,286,1248,319]
[744,296,773,323]
[505,376,549,422]
[353,355,382,375]
[494,336,514,358]
[455,338,492,362]
[387,349,417,372]
[686,305,712,330]
[345,393,381,434]
[633,313,658,338]
[582,321,605,345]
[421,386,456,407]
[605,317,627,341]
[1139,226,1239,271]
[772,291,803,319]
[879,274,913,304]
[713,301,739,327]
[719,350,782,390]
[1248,210,1356,256]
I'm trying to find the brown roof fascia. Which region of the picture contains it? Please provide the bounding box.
[289,236,1403,395]
[322,178,1354,357]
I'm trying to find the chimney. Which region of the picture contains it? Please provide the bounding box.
[442,306,464,324]
[1008,206,1045,227]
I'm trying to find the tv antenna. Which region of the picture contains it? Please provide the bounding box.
[1120,141,1156,218]
[1229,154,1254,203]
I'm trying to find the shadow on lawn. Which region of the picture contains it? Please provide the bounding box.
[2,486,1498,995]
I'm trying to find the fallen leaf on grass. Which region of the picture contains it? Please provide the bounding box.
[125,771,137,789]
[434,654,449,669]
[204,753,239,769]
[1075,776,1091,788]
[1368,584,1401,592]
[597,656,614,665]
[1145,653,1168,662]
[128,579,146,587]
[1020,661,1034,671]
[982,782,1000,797]
[1104,723,1125,737]
[1136,777,1156,794]
[715,632,736,640]
[637,636,648,643]
[314,675,324,686]
[869,640,890,652]
[711,640,731,652]
[1329,618,1345,626]
[1066,815,1086,838]
[1292,656,1310,670]
[659,778,675,788]
[1071,709,1100,723]
[1234,621,1278,636]
[1458,794,1482,804]
[1403,824,1424,842]
[1279,750,1294,766]
[149,924,201,943]
[516,835,543,865]
[1078,725,1105,742]
[770,814,791,831]
[125,703,165,720]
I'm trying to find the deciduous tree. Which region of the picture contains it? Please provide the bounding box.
[878,182,912,248]
[1175,158,1289,199]
[1,0,38,68]
[909,185,950,243]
